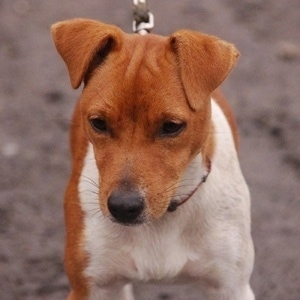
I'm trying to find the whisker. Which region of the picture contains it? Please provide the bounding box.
[80,189,99,195]
[156,179,200,196]
[80,174,99,188]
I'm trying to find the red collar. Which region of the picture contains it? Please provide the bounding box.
[167,163,211,212]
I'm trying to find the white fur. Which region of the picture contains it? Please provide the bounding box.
[78,98,254,300]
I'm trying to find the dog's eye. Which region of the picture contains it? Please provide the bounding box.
[90,118,108,133]
[160,121,186,137]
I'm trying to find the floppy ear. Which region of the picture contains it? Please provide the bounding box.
[169,30,239,110]
[51,18,123,89]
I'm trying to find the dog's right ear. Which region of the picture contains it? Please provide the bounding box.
[51,18,122,89]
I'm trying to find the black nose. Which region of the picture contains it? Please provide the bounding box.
[107,188,145,225]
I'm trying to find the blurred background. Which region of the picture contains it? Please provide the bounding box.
[0,0,299,299]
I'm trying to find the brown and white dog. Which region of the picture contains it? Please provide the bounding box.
[51,19,255,300]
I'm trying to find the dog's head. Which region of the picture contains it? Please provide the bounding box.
[52,19,239,225]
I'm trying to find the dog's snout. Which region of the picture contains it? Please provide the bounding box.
[108,188,145,225]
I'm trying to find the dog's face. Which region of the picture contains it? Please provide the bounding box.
[80,36,212,223]
[52,19,239,225]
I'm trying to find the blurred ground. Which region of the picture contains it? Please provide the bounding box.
[0,0,299,299]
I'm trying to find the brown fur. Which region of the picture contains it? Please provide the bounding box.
[212,89,239,149]
[64,101,89,299]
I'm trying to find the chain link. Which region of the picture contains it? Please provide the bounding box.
[132,0,154,35]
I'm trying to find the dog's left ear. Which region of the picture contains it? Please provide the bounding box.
[51,18,123,89]
[169,30,239,110]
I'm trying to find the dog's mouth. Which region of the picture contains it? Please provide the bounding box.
[108,211,145,226]
[109,214,146,226]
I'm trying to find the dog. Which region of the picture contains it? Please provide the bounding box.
[51,18,255,300]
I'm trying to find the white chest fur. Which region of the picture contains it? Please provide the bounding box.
[78,99,253,288]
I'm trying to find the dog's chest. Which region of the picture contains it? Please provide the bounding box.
[83,210,204,282]
[122,225,199,281]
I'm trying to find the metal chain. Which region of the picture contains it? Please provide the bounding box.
[132,0,154,35]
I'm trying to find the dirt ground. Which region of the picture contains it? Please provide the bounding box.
[0,0,299,299]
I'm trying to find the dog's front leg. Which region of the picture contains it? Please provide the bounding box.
[94,283,134,300]
[237,284,255,300]
[68,283,134,300]
[120,284,135,300]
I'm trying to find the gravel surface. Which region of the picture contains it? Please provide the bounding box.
[1,0,299,299]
